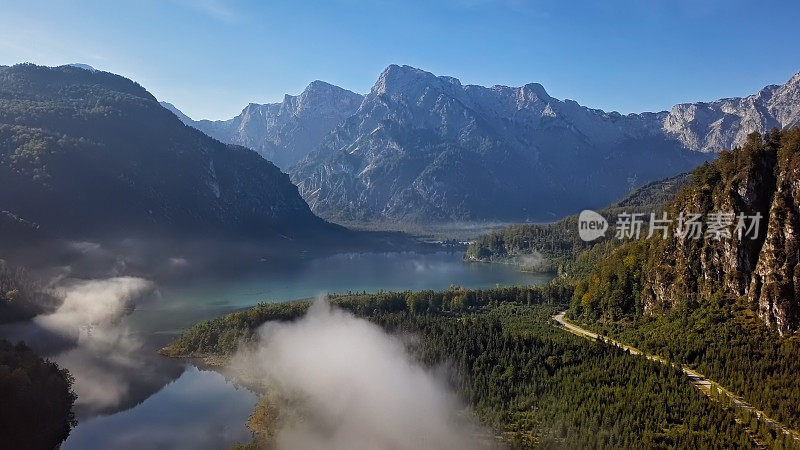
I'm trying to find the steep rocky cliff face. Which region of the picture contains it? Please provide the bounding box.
[642,133,776,312]
[576,129,800,334]
[749,132,800,333]
[165,65,800,226]
[162,81,363,170]
[663,72,800,152]
[290,65,705,224]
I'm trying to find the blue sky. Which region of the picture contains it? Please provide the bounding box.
[1,0,798,120]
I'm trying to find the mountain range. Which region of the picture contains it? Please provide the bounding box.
[161,81,362,171]
[0,63,335,241]
[167,65,800,226]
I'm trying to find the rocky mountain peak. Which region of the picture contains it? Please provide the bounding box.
[520,82,550,101]
[165,79,362,170]
[662,70,800,152]
[372,64,447,97]
[304,79,343,93]
[294,80,363,116]
[290,65,706,225]
[166,64,800,228]
[786,70,800,86]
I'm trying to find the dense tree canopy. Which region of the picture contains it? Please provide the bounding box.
[464,173,689,272]
[0,339,76,449]
[569,128,800,443]
[166,284,766,448]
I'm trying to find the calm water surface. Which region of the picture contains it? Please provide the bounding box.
[63,251,553,449]
[63,366,256,450]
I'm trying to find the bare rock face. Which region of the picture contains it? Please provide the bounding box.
[663,72,800,153]
[640,134,775,314]
[165,66,800,226]
[636,130,800,334]
[163,81,363,171]
[749,133,800,334]
[289,65,705,224]
[288,66,800,225]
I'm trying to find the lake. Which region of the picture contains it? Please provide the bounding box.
[58,250,553,449]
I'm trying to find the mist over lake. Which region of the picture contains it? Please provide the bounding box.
[19,249,550,449]
[4,3,800,447]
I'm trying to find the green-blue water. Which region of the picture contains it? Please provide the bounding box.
[63,250,553,449]
[131,251,552,334]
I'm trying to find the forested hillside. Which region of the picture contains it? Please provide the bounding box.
[0,64,335,241]
[465,173,690,271]
[568,128,800,438]
[572,128,800,332]
[164,284,766,449]
[0,339,76,449]
[581,298,800,435]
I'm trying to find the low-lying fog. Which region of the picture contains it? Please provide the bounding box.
[0,274,179,415]
[0,237,544,448]
[232,298,490,450]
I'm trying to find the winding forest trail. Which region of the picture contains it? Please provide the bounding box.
[553,311,800,448]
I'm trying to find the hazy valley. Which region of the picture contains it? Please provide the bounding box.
[2,14,800,448]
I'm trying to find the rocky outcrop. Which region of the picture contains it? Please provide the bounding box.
[643,130,799,333]
[749,131,800,333]
[642,136,775,313]
[162,81,362,170]
[289,65,705,224]
[663,72,800,152]
[578,129,800,334]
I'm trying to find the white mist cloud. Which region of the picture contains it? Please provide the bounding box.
[52,324,144,410]
[231,298,489,450]
[33,277,155,412]
[35,277,151,337]
[512,251,547,270]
